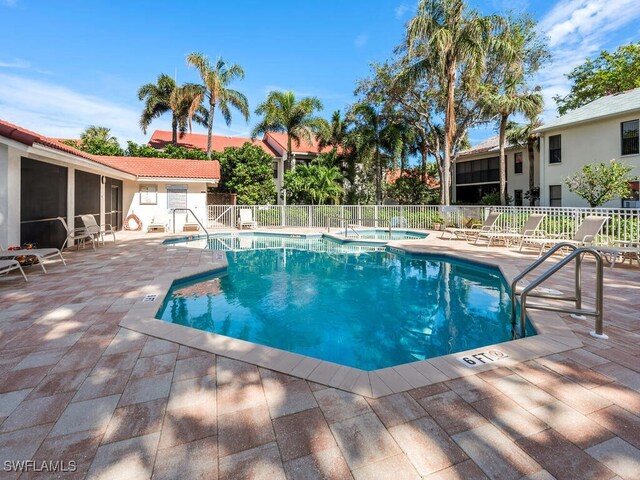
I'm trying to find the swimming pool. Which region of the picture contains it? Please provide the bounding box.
[164,230,424,251]
[157,247,534,370]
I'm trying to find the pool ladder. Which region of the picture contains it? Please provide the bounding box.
[171,208,211,245]
[511,242,606,340]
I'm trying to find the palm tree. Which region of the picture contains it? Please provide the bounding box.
[252,90,324,171]
[318,110,349,152]
[404,0,494,205]
[347,102,395,204]
[480,83,543,204]
[186,53,250,157]
[507,113,543,205]
[138,74,177,144]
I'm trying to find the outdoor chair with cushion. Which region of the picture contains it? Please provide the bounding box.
[238,209,257,230]
[522,215,609,256]
[0,259,28,281]
[441,211,502,241]
[0,243,66,273]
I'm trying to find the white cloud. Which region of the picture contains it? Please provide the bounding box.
[0,59,30,69]
[354,34,369,49]
[536,0,640,121]
[395,4,409,18]
[0,73,146,144]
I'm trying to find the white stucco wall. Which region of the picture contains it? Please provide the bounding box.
[539,112,640,207]
[123,181,209,232]
[0,144,21,248]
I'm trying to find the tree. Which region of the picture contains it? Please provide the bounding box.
[252,90,324,171]
[478,15,547,205]
[403,0,496,205]
[125,141,208,160]
[507,114,543,205]
[564,160,633,208]
[217,143,276,205]
[186,53,250,158]
[555,42,640,115]
[317,110,349,152]
[138,74,206,145]
[64,126,123,156]
[283,163,344,205]
[386,168,438,204]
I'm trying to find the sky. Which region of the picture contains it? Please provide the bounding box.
[1,0,639,149]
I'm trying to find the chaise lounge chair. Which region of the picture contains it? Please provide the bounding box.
[475,214,546,248]
[0,243,66,273]
[80,214,116,245]
[441,211,502,240]
[0,259,28,281]
[238,209,257,230]
[522,215,608,256]
[592,242,640,268]
[148,210,170,232]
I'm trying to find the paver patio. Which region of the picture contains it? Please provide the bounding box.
[0,230,639,479]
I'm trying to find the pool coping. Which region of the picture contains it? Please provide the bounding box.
[119,232,583,399]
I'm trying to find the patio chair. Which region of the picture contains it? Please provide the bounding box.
[475,214,546,248]
[441,211,502,240]
[523,215,608,256]
[80,214,116,245]
[0,243,66,274]
[238,209,257,230]
[148,210,170,232]
[592,242,640,268]
[57,216,96,250]
[0,259,27,281]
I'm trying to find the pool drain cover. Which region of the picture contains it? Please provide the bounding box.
[143,294,158,302]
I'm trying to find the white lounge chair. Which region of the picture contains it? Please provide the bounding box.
[0,259,27,281]
[0,243,66,274]
[148,211,170,232]
[238,209,257,230]
[475,214,546,248]
[592,242,640,268]
[441,211,502,240]
[80,214,116,245]
[58,216,96,250]
[523,215,608,256]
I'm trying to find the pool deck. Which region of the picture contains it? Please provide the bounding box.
[0,229,639,479]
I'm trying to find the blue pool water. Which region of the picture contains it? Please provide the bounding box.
[158,247,534,370]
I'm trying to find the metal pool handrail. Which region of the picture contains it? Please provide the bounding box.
[325,216,394,236]
[511,242,605,340]
[171,208,211,244]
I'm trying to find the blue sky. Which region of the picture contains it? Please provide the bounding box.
[1,0,639,148]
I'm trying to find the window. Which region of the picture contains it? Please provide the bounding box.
[273,162,278,179]
[139,185,157,205]
[621,120,639,155]
[549,135,561,164]
[549,185,562,207]
[514,190,523,206]
[622,181,640,208]
[455,157,500,185]
[514,152,523,174]
[166,184,187,211]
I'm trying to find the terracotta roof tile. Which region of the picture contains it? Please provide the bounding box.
[264,131,337,155]
[149,130,278,157]
[0,119,219,181]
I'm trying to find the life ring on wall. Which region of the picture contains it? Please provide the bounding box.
[123,213,143,231]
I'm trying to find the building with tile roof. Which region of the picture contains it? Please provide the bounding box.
[0,119,220,248]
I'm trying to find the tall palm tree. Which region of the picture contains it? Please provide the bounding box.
[347,102,396,204]
[317,110,349,152]
[186,53,250,157]
[507,113,543,205]
[480,83,543,204]
[138,74,178,144]
[404,0,494,205]
[252,90,324,171]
